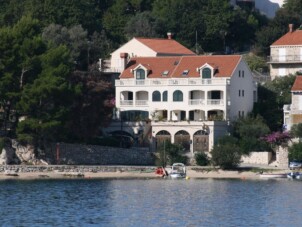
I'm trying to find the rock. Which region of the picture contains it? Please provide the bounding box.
[0,146,20,164]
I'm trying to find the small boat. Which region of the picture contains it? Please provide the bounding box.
[4,170,19,176]
[259,173,287,178]
[287,172,302,179]
[170,163,186,179]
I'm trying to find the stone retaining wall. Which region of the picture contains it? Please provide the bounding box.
[42,143,154,166]
[241,152,272,165]
[0,165,156,173]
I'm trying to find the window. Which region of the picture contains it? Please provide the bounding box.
[162,70,169,77]
[239,90,241,96]
[202,68,211,79]
[242,71,245,78]
[136,69,145,80]
[163,91,168,102]
[152,91,161,102]
[242,90,245,97]
[182,70,189,76]
[239,71,241,77]
[253,90,257,102]
[173,90,183,102]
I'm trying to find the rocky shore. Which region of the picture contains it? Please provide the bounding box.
[0,165,289,180]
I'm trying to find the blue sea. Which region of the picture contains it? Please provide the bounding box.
[0,178,301,227]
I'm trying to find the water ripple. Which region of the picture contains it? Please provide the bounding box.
[0,179,302,226]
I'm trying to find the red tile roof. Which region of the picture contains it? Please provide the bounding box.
[135,38,196,55]
[120,55,242,79]
[292,76,302,91]
[272,30,302,46]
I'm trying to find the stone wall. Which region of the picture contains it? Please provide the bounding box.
[42,143,154,166]
[0,165,156,173]
[241,152,272,165]
[276,146,289,168]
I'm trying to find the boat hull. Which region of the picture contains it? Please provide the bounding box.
[260,174,287,179]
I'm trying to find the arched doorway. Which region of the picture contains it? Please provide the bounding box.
[174,130,190,153]
[155,130,171,150]
[193,130,209,152]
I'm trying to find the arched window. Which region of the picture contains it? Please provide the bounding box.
[202,68,211,79]
[173,90,183,102]
[163,91,168,102]
[136,69,145,80]
[152,91,161,102]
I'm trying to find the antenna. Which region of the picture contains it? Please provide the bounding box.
[195,30,198,54]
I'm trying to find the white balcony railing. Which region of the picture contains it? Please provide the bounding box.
[116,78,228,86]
[207,99,224,105]
[268,55,302,63]
[120,99,223,106]
[189,99,205,105]
[135,100,148,106]
[120,100,133,106]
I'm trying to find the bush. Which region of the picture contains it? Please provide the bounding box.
[211,135,242,169]
[288,142,302,161]
[195,152,209,166]
[155,141,188,167]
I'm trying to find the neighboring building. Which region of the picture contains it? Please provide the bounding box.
[284,76,302,131]
[99,34,195,74]
[113,55,257,154]
[268,24,302,80]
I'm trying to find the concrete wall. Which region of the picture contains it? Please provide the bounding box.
[43,143,154,166]
[241,152,273,165]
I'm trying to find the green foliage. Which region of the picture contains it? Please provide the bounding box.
[288,142,302,161]
[195,152,209,166]
[233,115,271,153]
[253,75,296,131]
[211,135,242,169]
[291,123,302,139]
[243,53,268,72]
[155,141,188,167]
[124,11,160,39]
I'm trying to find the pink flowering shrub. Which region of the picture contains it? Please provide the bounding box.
[262,131,291,147]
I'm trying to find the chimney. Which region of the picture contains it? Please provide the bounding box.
[289,24,294,33]
[167,32,172,39]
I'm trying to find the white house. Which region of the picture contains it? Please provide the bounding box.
[114,55,257,154]
[100,34,195,74]
[269,24,302,80]
[284,76,302,130]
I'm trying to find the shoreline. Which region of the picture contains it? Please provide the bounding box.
[0,167,290,180]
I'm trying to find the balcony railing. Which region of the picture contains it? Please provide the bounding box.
[268,55,302,63]
[135,100,148,106]
[120,99,223,106]
[120,100,133,106]
[189,99,205,105]
[116,78,228,86]
[207,99,224,105]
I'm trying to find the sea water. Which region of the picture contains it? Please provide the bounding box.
[0,178,301,227]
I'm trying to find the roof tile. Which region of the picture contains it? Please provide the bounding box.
[135,38,195,55]
[292,76,302,91]
[120,55,242,79]
[272,30,302,46]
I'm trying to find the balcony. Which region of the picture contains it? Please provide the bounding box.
[189,99,205,105]
[115,78,228,87]
[268,55,302,64]
[207,99,224,105]
[120,100,148,107]
[99,59,124,73]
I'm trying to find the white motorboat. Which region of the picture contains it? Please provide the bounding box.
[259,173,287,178]
[170,163,186,179]
[287,172,302,180]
